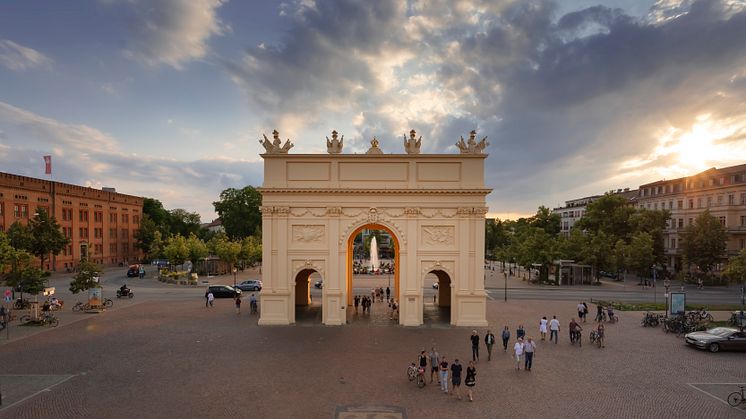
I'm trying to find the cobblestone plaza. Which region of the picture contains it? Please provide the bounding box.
[1,293,744,418]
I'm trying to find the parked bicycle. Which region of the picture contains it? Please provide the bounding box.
[72,298,113,312]
[19,312,59,327]
[589,330,601,347]
[13,298,31,310]
[407,362,426,388]
[729,311,746,327]
[727,386,746,408]
[641,312,662,327]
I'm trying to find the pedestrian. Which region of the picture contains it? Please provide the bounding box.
[380,287,385,302]
[597,322,605,348]
[582,301,589,322]
[207,291,214,308]
[465,361,476,402]
[539,316,548,340]
[577,301,585,322]
[354,295,360,313]
[524,337,536,371]
[418,349,428,386]
[439,357,449,393]
[549,315,560,344]
[501,326,510,352]
[516,324,525,340]
[513,337,524,370]
[390,299,398,320]
[429,346,440,383]
[595,304,604,322]
[450,358,462,399]
[484,330,495,361]
[235,295,241,314]
[371,288,376,303]
[204,290,210,308]
[386,286,391,301]
[139,265,145,279]
[470,330,480,361]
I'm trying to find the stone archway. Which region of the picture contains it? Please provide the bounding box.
[345,223,400,307]
[293,268,322,323]
[257,137,490,327]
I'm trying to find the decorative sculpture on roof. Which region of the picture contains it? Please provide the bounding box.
[456,130,489,154]
[366,137,384,154]
[260,129,294,154]
[326,130,343,154]
[403,129,422,154]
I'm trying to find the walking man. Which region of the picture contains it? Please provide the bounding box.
[513,338,524,370]
[501,326,511,352]
[439,357,449,393]
[470,330,480,361]
[484,330,495,361]
[204,290,210,307]
[524,337,536,371]
[549,315,560,344]
[354,295,360,313]
[429,346,440,384]
[577,301,586,322]
[386,286,390,302]
[450,358,463,399]
[207,291,214,308]
[235,295,241,314]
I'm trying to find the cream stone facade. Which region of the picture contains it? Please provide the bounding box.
[257,136,491,326]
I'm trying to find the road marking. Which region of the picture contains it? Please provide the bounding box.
[687,383,746,411]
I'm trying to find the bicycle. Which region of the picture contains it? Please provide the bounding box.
[589,330,600,347]
[19,312,59,327]
[406,363,426,388]
[570,330,582,347]
[727,386,746,408]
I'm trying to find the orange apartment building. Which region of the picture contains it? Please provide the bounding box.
[0,172,143,271]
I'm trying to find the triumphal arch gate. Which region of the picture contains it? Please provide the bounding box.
[257,130,491,326]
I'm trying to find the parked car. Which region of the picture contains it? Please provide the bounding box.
[685,327,746,352]
[314,280,323,289]
[236,280,262,292]
[207,285,241,298]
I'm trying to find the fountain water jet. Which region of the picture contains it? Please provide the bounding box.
[370,236,379,272]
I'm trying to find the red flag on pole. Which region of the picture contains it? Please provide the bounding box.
[43,155,52,175]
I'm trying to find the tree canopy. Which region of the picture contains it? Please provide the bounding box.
[680,210,728,274]
[212,186,262,240]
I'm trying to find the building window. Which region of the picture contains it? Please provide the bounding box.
[668,201,673,209]
[689,199,694,209]
[729,194,735,205]
[698,198,703,208]
[688,218,693,226]
[718,216,726,226]
[741,193,746,205]
[110,213,117,223]
[0,203,3,216]
[121,229,128,240]
[717,195,723,206]
[133,215,139,225]
[741,216,746,227]
[741,239,746,250]
[678,218,684,228]
[671,238,676,249]
[677,200,683,209]
[654,203,658,210]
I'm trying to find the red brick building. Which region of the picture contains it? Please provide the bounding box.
[0,172,144,270]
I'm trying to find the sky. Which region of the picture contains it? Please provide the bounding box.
[1,0,746,222]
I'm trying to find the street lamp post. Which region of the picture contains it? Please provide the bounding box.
[232,267,237,289]
[664,279,671,318]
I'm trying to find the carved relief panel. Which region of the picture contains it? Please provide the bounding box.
[421,225,456,247]
[291,225,326,246]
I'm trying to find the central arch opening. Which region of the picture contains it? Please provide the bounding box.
[346,223,399,324]
[295,268,322,323]
[422,269,452,326]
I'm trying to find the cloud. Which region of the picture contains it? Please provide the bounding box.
[105,0,227,69]
[0,39,52,71]
[0,101,262,220]
[219,0,746,218]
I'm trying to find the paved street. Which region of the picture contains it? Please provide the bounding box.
[1,275,745,418]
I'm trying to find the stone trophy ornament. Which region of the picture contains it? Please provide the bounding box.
[403,129,422,154]
[326,130,343,154]
[455,130,489,154]
[365,137,384,154]
[260,129,294,154]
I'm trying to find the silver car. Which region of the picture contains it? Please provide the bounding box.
[685,327,746,353]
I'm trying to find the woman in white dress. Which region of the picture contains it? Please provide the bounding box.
[539,316,548,341]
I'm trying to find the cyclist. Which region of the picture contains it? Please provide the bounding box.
[597,323,605,348]
[569,318,582,343]
[249,294,258,314]
[606,305,616,323]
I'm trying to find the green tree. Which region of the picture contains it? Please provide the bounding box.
[142,198,171,234]
[28,208,70,269]
[164,234,189,269]
[150,231,165,260]
[69,260,103,294]
[723,249,746,285]
[4,250,49,296]
[626,232,656,279]
[134,214,159,258]
[186,233,208,271]
[581,231,615,282]
[630,208,670,265]
[212,186,262,239]
[575,193,636,241]
[168,209,203,238]
[529,206,561,237]
[214,236,241,270]
[680,210,728,275]
[6,221,33,251]
[0,232,14,273]
[240,235,262,267]
[514,227,557,281]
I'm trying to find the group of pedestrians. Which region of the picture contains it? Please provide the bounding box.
[353,295,374,314]
[419,346,477,402]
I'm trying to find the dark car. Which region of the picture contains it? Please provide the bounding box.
[126,264,140,277]
[207,285,241,298]
[685,327,746,353]
[236,280,262,292]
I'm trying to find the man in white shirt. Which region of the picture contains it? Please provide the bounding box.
[549,316,560,344]
[577,302,585,322]
[513,338,524,370]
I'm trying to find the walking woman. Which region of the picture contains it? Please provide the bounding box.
[465,361,477,402]
[539,316,548,341]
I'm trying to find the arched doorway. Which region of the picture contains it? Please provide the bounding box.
[423,269,452,325]
[294,268,322,323]
[346,223,399,322]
